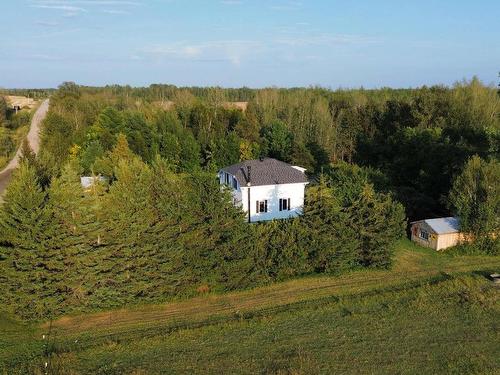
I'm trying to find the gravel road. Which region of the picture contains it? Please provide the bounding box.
[0,99,49,197]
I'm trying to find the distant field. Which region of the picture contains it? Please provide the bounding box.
[4,96,38,110]
[1,240,499,374]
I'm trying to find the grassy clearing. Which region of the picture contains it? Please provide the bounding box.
[0,313,43,373]
[1,240,499,374]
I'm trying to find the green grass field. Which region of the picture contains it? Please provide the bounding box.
[2,240,499,374]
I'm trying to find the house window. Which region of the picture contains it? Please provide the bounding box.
[279,198,291,211]
[225,173,230,185]
[419,229,429,241]
[232,177,238,190]
[256,200,268,213]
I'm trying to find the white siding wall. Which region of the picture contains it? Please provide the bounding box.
[219,170,307,222]
[241,183,306,222]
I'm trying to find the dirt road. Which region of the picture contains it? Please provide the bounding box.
[0,99,49,197]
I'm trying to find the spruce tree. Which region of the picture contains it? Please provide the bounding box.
[0,162,48,250]
[44,159,106,312]
[348,185,406,268]
[0,162,57,319]
[98,156,156,304]
[303,176,359,273]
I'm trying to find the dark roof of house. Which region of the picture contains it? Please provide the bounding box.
[221,158,308,187]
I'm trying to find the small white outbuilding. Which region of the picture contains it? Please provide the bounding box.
[219,158,309,223]
[80,176,106,191]
[410,217,464,251]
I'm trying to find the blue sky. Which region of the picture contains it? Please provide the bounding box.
[0,0,499,88]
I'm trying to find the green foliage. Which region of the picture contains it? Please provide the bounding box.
[2,79,497,322]
[54,82,81,101]
[93,133,137,177]
[36,79,499,223]
[86,106,123,150]
[40,112,75,170]
[0,163,48,251]
[0,96,7,124]
[122,111,157,162]
[449,155,500,235]
[210,131,240,169]
[0,163,58,318]
[348,185,406,268]
[303,178,359,273]
[3,252,500,375]
[290,141,315,172]
[304,173,405,270]
[79,140,105,174]
[260,120,293,161]
[448,155,500,254]
[254,219,311,280]
[5,111,31,131]
[178,129,201,172]
[0,128,15,158]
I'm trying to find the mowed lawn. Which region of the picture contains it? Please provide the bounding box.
[2,240,499,374]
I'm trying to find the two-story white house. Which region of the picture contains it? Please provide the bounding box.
[219,157,309,223]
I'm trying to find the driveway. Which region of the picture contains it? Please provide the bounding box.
[0,99,50,197]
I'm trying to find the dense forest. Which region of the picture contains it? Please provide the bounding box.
[0,78,498,320]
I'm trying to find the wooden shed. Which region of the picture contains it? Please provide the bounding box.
[410,217,463,251]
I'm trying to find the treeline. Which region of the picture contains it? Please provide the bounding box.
[0,79,498,319]
[0,138,404,320]
[39,79,499,221]
[0,88,54,99]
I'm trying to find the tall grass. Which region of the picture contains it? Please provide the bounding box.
[1,240,499,374]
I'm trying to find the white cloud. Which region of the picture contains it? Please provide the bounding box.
[35,20,60,27]
[275,34,381,47]
[102,9,130,14]
[142,40,263,66]
[31,27,83,38]
[27,53,63,61]
[140,32,380,66]
[30,0,142,16]
[31,4,88,14]
[269,1,302,11]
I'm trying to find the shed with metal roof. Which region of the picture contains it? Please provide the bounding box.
[410,216,464,250]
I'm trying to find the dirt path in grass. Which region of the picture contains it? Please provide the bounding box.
[45,247,500,338]
[0,99,49,197]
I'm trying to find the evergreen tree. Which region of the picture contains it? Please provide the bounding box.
[40,159,98,314]
[79,140,105,174]
[254,219,310,280]
[303,177,359,273]
[0,162,58,318]
[93,133,137,178]
[449,155,500,253]
[179,172,252,290]
[19,139,51,188]
[290,141,315,172]
[178,130,201,172]
[98,156,156,303]
[348,185,406,268]
[260,120,293,161]
[0,163,48,250]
